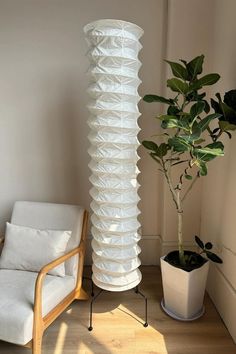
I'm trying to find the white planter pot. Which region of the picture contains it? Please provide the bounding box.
[160,255,209,320]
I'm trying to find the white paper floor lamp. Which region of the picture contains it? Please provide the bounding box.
[84,19,143,293]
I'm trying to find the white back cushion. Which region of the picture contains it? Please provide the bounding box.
[10,201,85,276]
[0,223,71,276]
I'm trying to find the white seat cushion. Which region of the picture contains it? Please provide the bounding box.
[0,269,76,345]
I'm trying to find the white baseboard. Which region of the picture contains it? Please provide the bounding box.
[207,265,236,343]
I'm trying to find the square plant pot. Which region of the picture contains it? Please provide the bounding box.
[160,256,209,320]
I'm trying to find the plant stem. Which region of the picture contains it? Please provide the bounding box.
[214,130,223,142]
[176,159,193,189]
[162,159,185,266]
[162,159,178,210]
[176,190,185,265]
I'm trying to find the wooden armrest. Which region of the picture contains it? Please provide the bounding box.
[34,240,85,323]
[32,210,88,346]
[38,240,85,276]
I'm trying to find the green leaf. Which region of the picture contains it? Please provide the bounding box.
[205,251,223,263]
[224,89,236,111]
[191,74,220,90]
[168,137,191,152]
[158,143,169,157]
[197,73,220,87]
[206,142,224,151]
[161,117,189,131]
[189,80,202,91]
[196,147,224,157]
[220,102,236,124]
[190,126,202,141]
[161,119,179,129]
[211,97,222,114]
[197,154,215,162]
[182,121,202,142]
[187,90,206,101]
[198,113,222,132]
[167,78,189,94]
[165,60,189,80]
[186,55,204,80]
[205,242,213,250]
[225,131,232,139]
[194,143,224,163]
[195,235,204,249]
[199,161,208,176]
[167,105,180,116]
[142,140,158,151]
[143,94,174,105]
[190,101,205,118]
[198,92,206,99]
[159,114,190,130]
[185,174,193,180]
[203,100,210,113]
[195,160,208,176]
[219,121,236,131]
[150,152,161,165]
[179,115,191,129]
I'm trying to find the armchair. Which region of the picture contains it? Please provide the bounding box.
[0,201,89,354]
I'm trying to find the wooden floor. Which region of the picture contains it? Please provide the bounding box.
[0,266,236,354]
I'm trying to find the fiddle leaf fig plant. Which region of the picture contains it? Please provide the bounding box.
[142,55,236,268]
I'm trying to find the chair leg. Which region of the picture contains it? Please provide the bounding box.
[75,287,89,300]
[32,332,43,354]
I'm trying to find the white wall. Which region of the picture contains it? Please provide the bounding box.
[200,0,236,342]
[0,0,165,264]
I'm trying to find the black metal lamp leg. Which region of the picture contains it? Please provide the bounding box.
[91,280,94,297]
[88,289,103,331]
[135,286,148,327]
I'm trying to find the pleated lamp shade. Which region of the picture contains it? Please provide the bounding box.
[84,19,143,291]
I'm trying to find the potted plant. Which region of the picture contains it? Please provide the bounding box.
[142,55,236,320]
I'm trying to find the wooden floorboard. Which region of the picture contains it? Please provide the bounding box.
[0,266,235,354]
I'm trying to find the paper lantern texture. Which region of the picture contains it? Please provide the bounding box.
[84,19,143,291]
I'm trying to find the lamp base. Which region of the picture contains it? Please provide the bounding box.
[87,282,148,331]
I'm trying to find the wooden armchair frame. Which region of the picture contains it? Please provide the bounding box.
[0,236,4,246]
[8,210,89,354]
